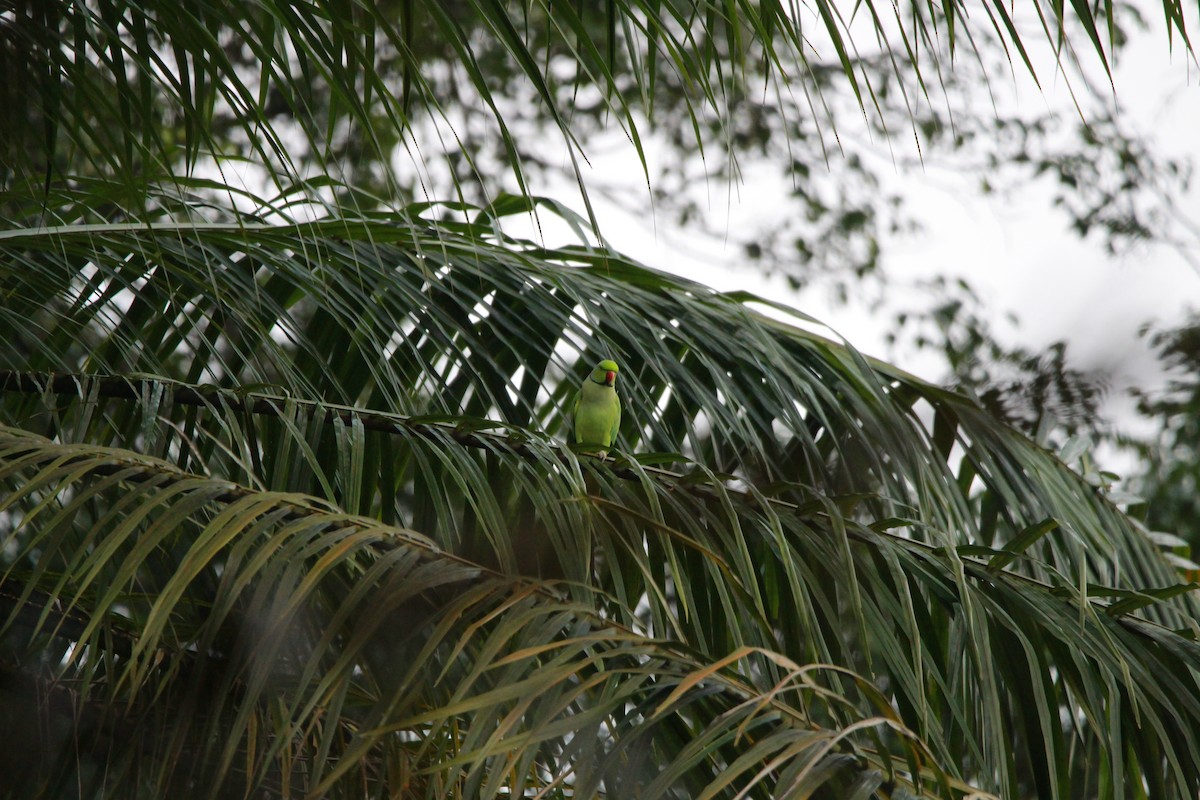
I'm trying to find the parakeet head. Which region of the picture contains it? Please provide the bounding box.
[590,359,619,387]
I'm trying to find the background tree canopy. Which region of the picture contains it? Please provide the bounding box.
[2,1,1199,798]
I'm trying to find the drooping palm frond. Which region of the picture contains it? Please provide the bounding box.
[0,423,963,799]
[3,207,1200,797]
[3,0,1190,215]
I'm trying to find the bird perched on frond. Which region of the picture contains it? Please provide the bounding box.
[573,359,621,454]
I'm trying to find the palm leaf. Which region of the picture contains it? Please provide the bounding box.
[0,424,956,798]
[5,0,1189,212]
[3,208,1200,796]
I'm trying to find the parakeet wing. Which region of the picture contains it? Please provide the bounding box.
[609,398,620,445]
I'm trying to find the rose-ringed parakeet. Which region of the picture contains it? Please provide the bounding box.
[573,359,621,452]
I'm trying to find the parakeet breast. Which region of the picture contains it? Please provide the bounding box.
[575,382,620,447]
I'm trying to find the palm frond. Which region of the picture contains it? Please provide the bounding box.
[3,207,1200,795]
[0,424,960,799]
[4,1,1188,213]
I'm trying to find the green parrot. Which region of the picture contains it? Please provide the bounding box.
[573,359,621,451]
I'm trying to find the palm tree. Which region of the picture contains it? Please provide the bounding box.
[2,2,1198,797]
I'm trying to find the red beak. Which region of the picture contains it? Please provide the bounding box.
[605,371,616,386]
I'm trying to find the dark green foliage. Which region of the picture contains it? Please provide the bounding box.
[1128,313,1200,549]
[1,1,1198,797]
